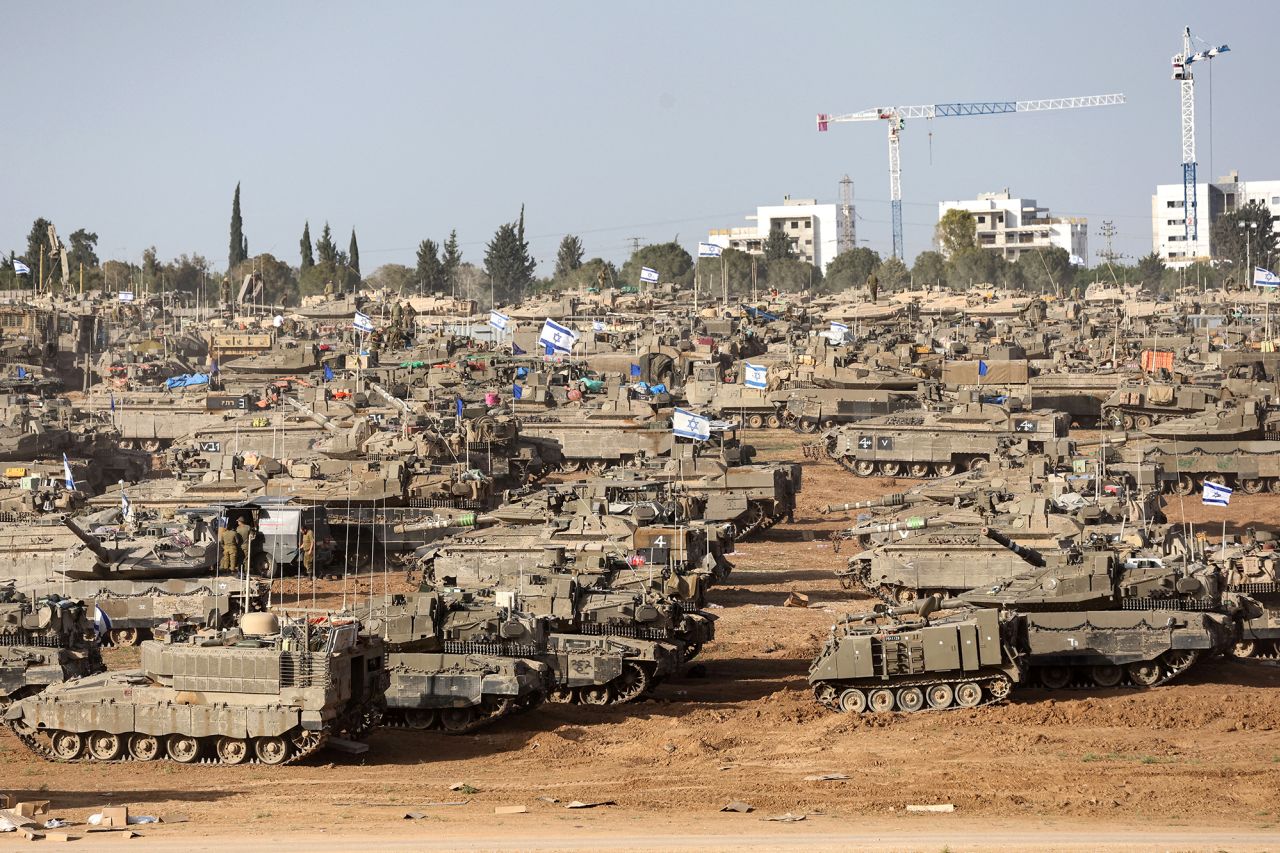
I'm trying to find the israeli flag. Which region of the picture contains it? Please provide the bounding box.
[743,362,768,389]
[640,267,659,284]
[978,359,989,377]
[1202,481,1233,507]
[1069,254,1086,266]
[489,310,511,331]
[1254,267,1280,288]
[12,259,30,276]
[592,320,605,332]
[62,454,75,491]
[538,318,578,354]
[93,605,112,636]
[353,311,375,333]
[830,321,850,338]
[118,291,135,303]
[672,408,711,441]
[121,489,132,522]
[697,242,723,258]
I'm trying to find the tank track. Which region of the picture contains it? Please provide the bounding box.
[838,561,910,607]
[4,719,332,766]
[734,507,785,540]
[1024,649,1201,690]
[381,693,539,735]
[813,670,1013,714]
[546,661,658,706]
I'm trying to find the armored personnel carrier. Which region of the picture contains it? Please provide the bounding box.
[4,613,387,765]
[818,402,1071,478]
[0,586,103,703]
[808,528,1252,713]
[369,589,551,733]
[1100,381,1217,431]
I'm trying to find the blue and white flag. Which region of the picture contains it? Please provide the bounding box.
[743,362,768,389]
[353,311,375,333]
[118,291,135,303]
[16,367,26,379]
[592,320,605,332]
[1202,480,1233,507]
[978,359,989,377]
[639,267,659,284]
[512,342,525,355]
[672,408,711,441]
[513,383,523,400]
[489,310,511,331]
[93,605,112,637]
[121,489,132,522]
[1254,267,1280,288]
[62,454,75,491]
[830,321,850,336]
[697,242,723,258]
[12,260,30,276]
[538,318,578,354]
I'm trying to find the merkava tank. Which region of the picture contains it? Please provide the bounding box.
[3,612,388,765]
[81,387,258,452]
[808,527,1254,714]
[0,585,103,703]
[1204,533,1280,659]
[215,338,320,377]
[515,405,675,473]
[366,589,552,732]
[816,401,1071,478]
[1100,380,1217,431]
[1141,397,1277,442]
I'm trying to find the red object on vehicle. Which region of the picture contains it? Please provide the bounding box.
[627,554,646,567]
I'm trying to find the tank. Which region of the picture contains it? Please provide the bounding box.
[817,402,1071,478]
[1100,381,1217,431]
[369,589,551,733]
[0,586,103,703]
[1141,398,1275,441]
[3,615,388,765]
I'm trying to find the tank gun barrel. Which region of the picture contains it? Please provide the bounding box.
[819,493,913,514]
[845,516,931,538]
[369,382,417,418]
[283,396,340,433]
[61,517,113,566]
[980,526,1045,568]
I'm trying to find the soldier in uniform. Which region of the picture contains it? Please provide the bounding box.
[218,520,240,572]
[866,270,879,303]
[300,523,315,574]
[234,516,255,571]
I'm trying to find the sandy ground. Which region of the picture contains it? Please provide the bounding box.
[5,431,1280,851]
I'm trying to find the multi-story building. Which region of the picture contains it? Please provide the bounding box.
[706,196,848,273]
[936,190,1087,263]
[1151,171,1280,267]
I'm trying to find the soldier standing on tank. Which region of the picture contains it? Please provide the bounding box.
[235,516,255,572]
[867,271,879,303]
[218,519,240,572]
[300,523,315,574]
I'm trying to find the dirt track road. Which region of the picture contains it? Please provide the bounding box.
[5,431,1280,851]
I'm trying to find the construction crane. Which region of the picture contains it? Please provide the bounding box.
[1171,26,1229,244]
[817,94,1126,260]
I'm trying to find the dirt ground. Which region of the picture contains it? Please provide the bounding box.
[5,431,1280,851]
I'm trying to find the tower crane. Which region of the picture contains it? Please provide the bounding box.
[817,94,1125,261]
[1171,26,1229,244]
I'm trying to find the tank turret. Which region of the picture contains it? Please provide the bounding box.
[980,526,1046,568]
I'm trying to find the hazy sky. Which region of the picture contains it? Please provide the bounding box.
[3,1,1274,275]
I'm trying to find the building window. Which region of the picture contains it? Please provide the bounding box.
[805,239,812,245]
[977,216,986,224]
[1167,200,1183,208]
[790,220,800,229]
[1273,196,1280,205]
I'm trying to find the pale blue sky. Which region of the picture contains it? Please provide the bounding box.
[2,1,1273,273]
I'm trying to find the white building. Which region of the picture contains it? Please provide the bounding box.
[707,196,848,273]
[937,190,1087,263]
[1152,171,1280,267]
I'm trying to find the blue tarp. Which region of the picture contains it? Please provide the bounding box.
[742,304,779,322]
[165,372,210,390]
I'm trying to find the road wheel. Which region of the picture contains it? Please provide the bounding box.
[141,439,162,452]
[129,734,160,761]
[578,684,613,706]
[1039,666,1071,689]
[1241,478,1265,494]
[796,419,818,434]
[50,731,83,760]
[926,683,954,710]
[110,628,140,647]
[908,463,930,478]
[86,731,122,761]
[967,457,988,473]
[746,414,764,429]
[215,736,249,765]
[765,414,782,429]
[254,736,290,765]
[894,586,917,605]
[896,687,925,712]
[1126,660,1162,687]
[933,462,956,477]
[878,461,901,477]
[548,687,575,703]
[837,688,867,713]
[404,709,438,729]
[1174,475,1195,496]
[613,662,651,703]
[853,460,876,477]
[440,708,478,733]
[954,682,982,708]
[868,688,895,713]
[1134,414,1153,431]
[167,734,201,764]
[1091,664,1123,687]
[1203,473,1227,487]
[1233,640,1258,658]
[1122,414,1135,430]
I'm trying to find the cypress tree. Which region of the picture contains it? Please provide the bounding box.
[228,183,246,270]
[300,221,314,270]
[348,229,360,277]
[441,229,461,295]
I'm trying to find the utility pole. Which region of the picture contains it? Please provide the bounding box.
[838,174,856,253]
[1097,221,1121,265]
[627,237,642,254]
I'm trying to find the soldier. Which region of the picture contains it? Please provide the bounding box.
[235,516,255,570]
[867,271,879,303]
[218,520,240,572]
[300,523,315,574]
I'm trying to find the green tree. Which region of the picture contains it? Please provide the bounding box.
[365,264,415,295]
[946,247,1000,290]
[1135,252,1166,286]
[877,255,910,290]
[516,206,536,284]
[1015,247,1072,295]
[823,247,881,293]
[441,229,462,294]
[1212,200,1278,281]
[348,229,361,278]
[67,229,99,272]
[694,248,755,297]
[936,208,977,257]
[300,221,314,270]
[912,250,946,286]
[485,221,534,305]
[316,223,338,266]
[230,253,297,305]
[141,246,162,287]
[619,241,695,288]
[228,183,247,270]
[554,234,585,280]
[24,218,52,286]
[416,239,444,292]
[763,226,793,261]
[766,257,820,292]
[159,254,213,296]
